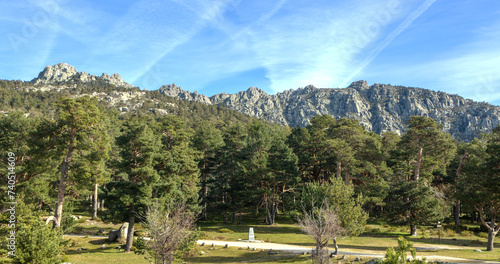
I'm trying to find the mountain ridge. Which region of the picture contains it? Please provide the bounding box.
[19,63,500,141]
[159,81,500,141]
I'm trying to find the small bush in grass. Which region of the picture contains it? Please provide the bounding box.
[477,232,489,238]
[78,218,87,223]
[217,228,234,233]
[461,230,474,237]
[443,228,457,237]
[198,231,209,239]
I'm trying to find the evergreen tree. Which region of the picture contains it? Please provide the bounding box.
[51,96,106,228]
[191,121,224,220]
[388,116,456,236]
[105,117,161,252]
[456,128,500,251]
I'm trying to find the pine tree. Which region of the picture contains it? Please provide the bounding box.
[388,116,456,236]
[457,128,500,251]
[105,117,161,253]
[51,96,106,228]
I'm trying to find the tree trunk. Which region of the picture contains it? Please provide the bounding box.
[410,224,417,236]
[164,252,174,264]
[454,150,467,229]
[487,230,496,251]
[232,212,236,224]
[454,199,460,228]
[124,213,135,253]
[333,237,338,255]
[201,171,208,221]
[414,145,423,181]
[92,183,98,220]
[336,161,341,179]
[54,137,76,228]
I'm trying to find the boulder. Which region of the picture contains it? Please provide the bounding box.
[108,222,129,242]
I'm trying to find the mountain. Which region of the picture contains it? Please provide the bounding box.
[5,63,500,141]
[160,81,500,142]
[31,63,134,88]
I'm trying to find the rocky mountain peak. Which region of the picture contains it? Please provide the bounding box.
[163,81,500,141]
[159,83,212,105]
[31,63,78,85]
[30,63,133,88]
[348,80,370,90]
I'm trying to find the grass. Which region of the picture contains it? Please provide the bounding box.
[65,237,150,264]
[185,246,370,264]
[2,215,499,263]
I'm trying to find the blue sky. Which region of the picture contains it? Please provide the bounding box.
[1,0,499,105]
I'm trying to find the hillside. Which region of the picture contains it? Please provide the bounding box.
[3,63,500,141]
[161,81,500,141]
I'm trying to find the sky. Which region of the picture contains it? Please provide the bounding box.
[1,0,499,105]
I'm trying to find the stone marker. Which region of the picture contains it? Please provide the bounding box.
[248,227,255,241]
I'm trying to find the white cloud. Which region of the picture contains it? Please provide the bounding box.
[238,0,428,92]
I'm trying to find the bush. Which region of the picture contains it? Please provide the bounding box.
[198,231,209,239]
[442,228,456,237]
[376,237,427,264]
[477,232,489,238]
[461,230,475,237]
[217,228,234,234]
[134,237,149,255]
[14,220,66,264]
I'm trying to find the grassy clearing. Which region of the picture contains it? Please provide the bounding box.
[65,237,150,264]
[2,216,499,263]
[184,246,370,264]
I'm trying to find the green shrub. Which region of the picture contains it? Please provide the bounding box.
[461,230,475,237]
[14,220,66,264]
[217,228,234,234]
[134,237,149,255]
[477,232,489,238]
[442,228,456,237]
[376,237,427,264]
[198,231,209,239]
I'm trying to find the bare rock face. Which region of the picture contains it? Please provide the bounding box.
[31,63,134,88]
[31,63,78,85]
[169,80,500,141]
[159,83,212,104]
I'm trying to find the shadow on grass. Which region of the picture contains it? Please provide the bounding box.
[185,250,305,263]
[339,244,392,252]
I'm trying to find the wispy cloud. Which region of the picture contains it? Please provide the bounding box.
[363,19,500,105]
[235,0,427,92]
[104,0,234,84]
[338,0,437,87]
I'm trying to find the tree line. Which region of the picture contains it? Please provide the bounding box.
[0,95,499,262]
